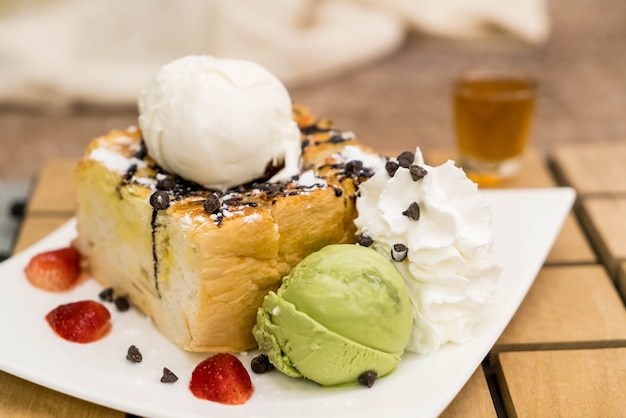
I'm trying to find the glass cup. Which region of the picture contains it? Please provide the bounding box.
[453,65,536,187]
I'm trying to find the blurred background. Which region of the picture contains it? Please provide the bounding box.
[0,0,624,185]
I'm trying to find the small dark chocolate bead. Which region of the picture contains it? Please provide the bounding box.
[344,160,363,175]
[223,197,242,205]
[333,186,343,197]
[251,354,275,374]
[99,287,114,302]
[402,202,420,221]
[114,296,130,312]
[123,164,138,181]
[160,367,179,383]
[358,370,378,388]
[328,133,346,144]
[397,151,415,168]
[203,194,221,214]
[409,165,428,181]
[385,161,399,177]
[359,167,375,179]
[150,190,170,210]
[356,234,374,247]
[126,345,142,363]
[156,176,176,191]
[391,243,408,262]
[134,140,148,160]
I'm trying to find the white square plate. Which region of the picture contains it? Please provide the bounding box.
[0,187,575,418]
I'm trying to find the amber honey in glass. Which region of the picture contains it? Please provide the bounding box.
[454,66,535,186]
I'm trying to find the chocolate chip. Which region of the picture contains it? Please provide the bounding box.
[391,243,408,262]
[134,140,148,160]
[328,133,346,144]
[156,175,176,191]
[356,234,374,247]
[333,186,343,197]
[358,370,377,388]
[149,190,170,210]
[409,165,428,181]
[253,182,284,198]
[251,354,275,374]
[344,160,363,176]
[126,345,142,363]
[160,367,178,383]
[98,287,114,302]
[114,296,130,312]
[397,151,415,168]
[359,167,375,180]
[385,161,399,177]
[203,194,220,214]
[223,197,243,205]
[123,164,138,181]
[300,124,332,135]
[402,202,420,221]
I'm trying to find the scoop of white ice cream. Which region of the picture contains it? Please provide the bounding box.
[138,55,301,190]
[354,149,500,355]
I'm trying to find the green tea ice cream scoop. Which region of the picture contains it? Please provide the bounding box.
[253,244,413,386]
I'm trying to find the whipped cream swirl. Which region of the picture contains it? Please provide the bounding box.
[354,149,500,354]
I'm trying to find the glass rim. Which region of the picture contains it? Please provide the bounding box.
[454,65,536,100]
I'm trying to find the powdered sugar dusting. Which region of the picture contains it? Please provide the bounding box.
[337,145,386,171]
[298,170,326,188]
[243,213,262,223]
[89,148,137,174]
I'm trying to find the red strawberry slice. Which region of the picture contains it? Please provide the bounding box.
[46,301,111,343]
[24,246,82,292]
[189,353,253,405]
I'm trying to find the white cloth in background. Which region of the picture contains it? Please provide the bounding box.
[0,0,549,106]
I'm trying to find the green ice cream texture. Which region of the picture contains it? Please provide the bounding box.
[252,244,413,386]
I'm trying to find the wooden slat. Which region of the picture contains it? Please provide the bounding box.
[440,367,497,418]
[0,370,124,418]
[497,348,626,418]
[545,213,596,265]
[618,262,626,302]
[577,196,626,279]
[551,142,626,195]
[494,265,626,353]
[12,216,73,254]
[26,160,78,214]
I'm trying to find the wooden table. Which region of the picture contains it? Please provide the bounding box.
[3,146,626,417]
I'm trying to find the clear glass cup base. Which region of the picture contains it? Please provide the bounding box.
[458,154,522,187]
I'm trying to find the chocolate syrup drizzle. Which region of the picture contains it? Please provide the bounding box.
[150,209,161,298]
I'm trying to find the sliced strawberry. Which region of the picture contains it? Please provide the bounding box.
[189,353,253,405]
[45,300,111,343]
[24,246,82,292]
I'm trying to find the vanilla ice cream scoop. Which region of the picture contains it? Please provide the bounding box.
[138,55,302,190]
